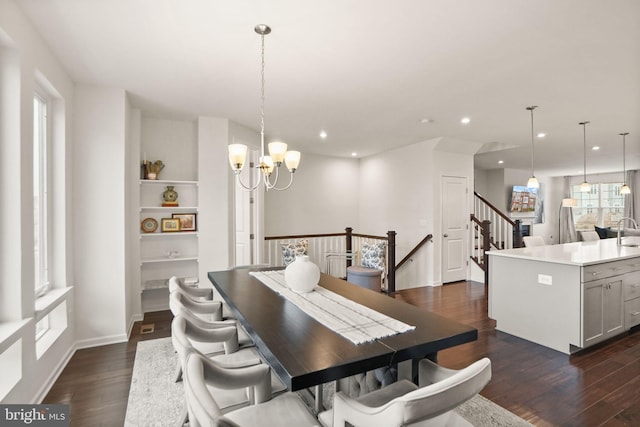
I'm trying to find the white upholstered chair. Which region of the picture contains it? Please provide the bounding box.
[318,357,491,427]
[172,316,287,425]
[579,230,601,241]
[168,276,213,300]
[169,298,255,381]
[522,235,546,247]
[183,351,319,427]
[169,275,236,320]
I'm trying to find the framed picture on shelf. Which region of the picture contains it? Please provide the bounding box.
[161,218,181,232]
[172,213,197,231]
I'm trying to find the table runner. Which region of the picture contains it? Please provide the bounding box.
[249,270,414,344]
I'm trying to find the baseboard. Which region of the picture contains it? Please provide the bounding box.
[127,314,144,338]
[75,333,128,350]
[33,343,77,404]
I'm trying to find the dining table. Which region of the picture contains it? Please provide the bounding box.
[207,267,477,410]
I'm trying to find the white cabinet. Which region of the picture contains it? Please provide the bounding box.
[139,179,199,313]
[623,271,640,329]
[582,277,623,347]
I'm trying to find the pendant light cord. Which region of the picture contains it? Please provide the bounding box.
[580,121,590,183]
[621,132,629,184]
[528,106,537,177]
[260,32,266,158]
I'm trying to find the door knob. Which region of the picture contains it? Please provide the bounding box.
[444,233,449,237]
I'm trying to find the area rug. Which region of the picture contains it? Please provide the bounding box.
[124,337,533,427]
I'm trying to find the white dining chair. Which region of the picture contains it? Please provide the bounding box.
[183,351,319,427]
[318,357,491,427]
[168,276,213,300]
[169,299,256,380]
[172,316,287,426]
[169,275,237,320]
[522,235,546,247]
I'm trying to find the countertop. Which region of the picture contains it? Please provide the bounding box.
[488,236,640,266]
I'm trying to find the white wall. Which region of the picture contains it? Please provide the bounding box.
[198,117,234,273]
[141,117,198,181]
[265,153,360,236]
[359,138,478,288]
[73,85,128,347]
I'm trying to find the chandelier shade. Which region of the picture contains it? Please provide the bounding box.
[227,24,300,191]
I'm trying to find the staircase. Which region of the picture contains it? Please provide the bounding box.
[470,191,525,283]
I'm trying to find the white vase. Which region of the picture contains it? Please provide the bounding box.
[284,255,320,293]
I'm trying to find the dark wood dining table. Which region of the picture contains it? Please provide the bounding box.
[208,267,477,408]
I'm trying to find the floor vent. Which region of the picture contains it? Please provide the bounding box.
[140,324,155,334]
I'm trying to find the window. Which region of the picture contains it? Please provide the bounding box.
[33,92,50,297]
[571,183,625,230]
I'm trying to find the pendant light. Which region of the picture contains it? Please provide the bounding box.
[579,121,591,192]
[228,24,301,192]
[526,106,539,189]
[620,132,631,195]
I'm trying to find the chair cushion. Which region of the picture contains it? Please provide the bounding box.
[361,242,386,270]
[281,240,309,266]
[224,393,319,426]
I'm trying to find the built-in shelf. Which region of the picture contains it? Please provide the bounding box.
[140,206,198,212]
[140,256,199,265]
[142,276,199,291]
[140,231,198,238]
[140,179,198,186]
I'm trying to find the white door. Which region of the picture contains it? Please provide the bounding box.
[441,176,468,283]
[234,148,257,266]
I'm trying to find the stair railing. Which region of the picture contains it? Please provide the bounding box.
[474,191,523,250]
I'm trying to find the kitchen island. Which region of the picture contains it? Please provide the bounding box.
[488,237,640,354]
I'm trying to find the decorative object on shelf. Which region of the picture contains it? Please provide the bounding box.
[227,24,301,192]
[146,160,165,180]
[141,217,158,233]
[172,213,197,231]
[162,185,179,207]
[579,121,591,192]
[525,106,540,189]
[161,218,181,232]
[620,132,631,195]
[167,250,181,259]
[284,255,320,293]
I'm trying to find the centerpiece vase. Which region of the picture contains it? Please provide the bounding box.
[284,255,320,293]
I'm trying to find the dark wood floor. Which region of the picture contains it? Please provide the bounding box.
[44,281,640,426]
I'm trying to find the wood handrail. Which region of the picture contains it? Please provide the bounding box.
[265,232,346,240]
[396,234,433,270]
[352,232,389,240]
[474,191,516,226]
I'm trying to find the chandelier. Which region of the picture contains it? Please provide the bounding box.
[228,24,300,191]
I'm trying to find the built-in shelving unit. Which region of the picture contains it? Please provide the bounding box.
[139,178,199,313]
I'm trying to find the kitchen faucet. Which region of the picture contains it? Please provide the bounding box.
[617,217,638,245]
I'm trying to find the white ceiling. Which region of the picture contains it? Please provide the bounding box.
[16,0,640,177]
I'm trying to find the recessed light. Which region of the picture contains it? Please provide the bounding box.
[319,130,327,139]
[460,117,471,124]
[498,160,504,164]
[351,152,357,157]
[537,132,546,138]
[592,146,600,150]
